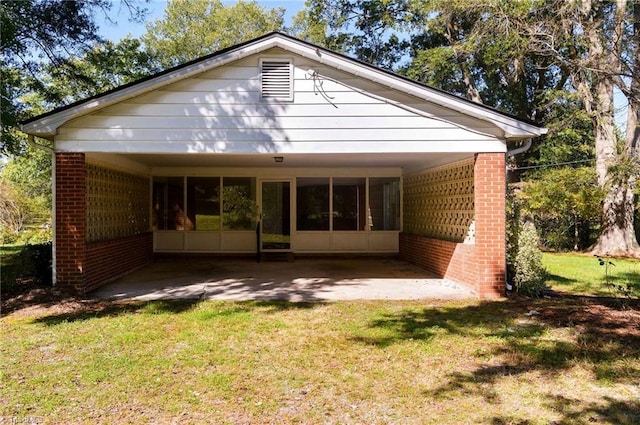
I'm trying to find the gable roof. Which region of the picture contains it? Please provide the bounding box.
[21,31,546,140]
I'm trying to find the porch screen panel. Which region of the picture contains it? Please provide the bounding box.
[152,177,187,230]
[222,177,256,231]
[296,178,329,231]
[369,177,400,231]
[333,178,366,230]
[186,177,220,230]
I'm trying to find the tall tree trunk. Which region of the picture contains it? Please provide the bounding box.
[444,14,483,103]
[589,0,640,257]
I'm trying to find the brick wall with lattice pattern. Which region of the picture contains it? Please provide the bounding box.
[86,163,150,242]
[403,159,475,242]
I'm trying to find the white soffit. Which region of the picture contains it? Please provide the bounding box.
[20,33,546,139]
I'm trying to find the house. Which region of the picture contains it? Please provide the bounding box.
[20,32,546,298]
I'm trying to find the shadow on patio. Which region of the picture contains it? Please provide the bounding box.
[91,256,476,302]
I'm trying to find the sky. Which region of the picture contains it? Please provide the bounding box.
[98,0,306,42]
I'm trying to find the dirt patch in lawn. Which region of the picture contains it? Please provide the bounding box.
[537,297,640,338]
[1,284,101,318]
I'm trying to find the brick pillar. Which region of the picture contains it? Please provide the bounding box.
[474,153,506,298]
[55,153,87,294]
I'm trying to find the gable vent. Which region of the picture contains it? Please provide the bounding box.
[261,60,293,101]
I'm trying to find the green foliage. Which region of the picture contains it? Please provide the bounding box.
[505,185,520,279]
[0,145,52,244]
[507,186,548,297]
[528,91,595,169]
[513,221,548,297]
[222,185,257,231]
[143,0,285,68]
[42,37,162,103]
[1,0,147,154]
[520,167,602,251]
[291,0,410,69]
[0,242,52,293]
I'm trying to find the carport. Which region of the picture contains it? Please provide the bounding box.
[20,32,546,299]
[91,257,475,302]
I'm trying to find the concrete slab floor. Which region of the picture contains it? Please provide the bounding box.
[91,257,477,302]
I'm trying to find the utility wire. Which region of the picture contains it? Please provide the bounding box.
[510,158,595,171]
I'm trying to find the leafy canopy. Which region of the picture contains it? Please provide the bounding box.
[143,0,285,68]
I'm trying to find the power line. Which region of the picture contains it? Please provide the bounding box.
[509,158,595,171]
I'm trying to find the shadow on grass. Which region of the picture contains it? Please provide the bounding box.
[616,271,640,287]
[248,300,325,313]
[352,297,640,423]
[544,395,640,425]
[33,299,204,325]
[31,299,324,326]
[545,273,578,285]
[350,301,521,347]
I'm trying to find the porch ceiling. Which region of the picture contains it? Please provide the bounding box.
[94,152,475,171]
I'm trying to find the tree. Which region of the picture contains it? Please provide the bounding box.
[0,145,52,243]
[291,0,409,69]
[1,0,147,154]
[524,1,640,256]
[521,167,602,251]
[41,37,161,103]
[143,0,285,68]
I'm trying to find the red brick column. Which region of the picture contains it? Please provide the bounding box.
[474,153,506,298]
[55,153,87,293]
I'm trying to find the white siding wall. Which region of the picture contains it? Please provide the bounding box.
[58,48,505,154]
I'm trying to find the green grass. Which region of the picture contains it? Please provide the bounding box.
[2,298,639,424]
[194,214,220,230]
[543,253,640,296]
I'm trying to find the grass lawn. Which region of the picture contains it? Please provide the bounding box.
[2,297,639,424]
[543,252,640,296]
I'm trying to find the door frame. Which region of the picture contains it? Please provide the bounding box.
[259,179,294,252]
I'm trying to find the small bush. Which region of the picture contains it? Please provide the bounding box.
[513,221,548,297]
[20,242,53,285]
[1,242,52,294]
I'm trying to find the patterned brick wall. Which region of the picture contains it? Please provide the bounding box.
[86,163,150,242]
[403,159,475,242]
[55,154,153,294]
[400,154,506,298]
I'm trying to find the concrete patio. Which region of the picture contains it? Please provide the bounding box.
[91,256,476,302]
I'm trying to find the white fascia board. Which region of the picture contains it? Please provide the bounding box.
[55,139,506,154]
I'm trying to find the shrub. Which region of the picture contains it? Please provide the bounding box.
[1,242,52,294]
[513,220,548,297]
[20,242,53,285]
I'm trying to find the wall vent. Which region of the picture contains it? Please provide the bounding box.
[261,59,293,101]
